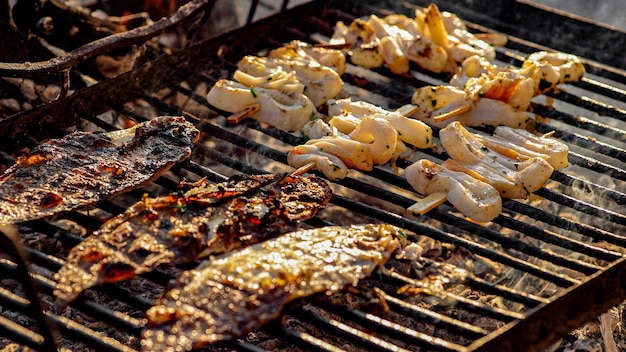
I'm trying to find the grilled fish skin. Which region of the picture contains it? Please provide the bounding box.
[141,224,399,352]
[53,173,332,305]
[0,116,199,225]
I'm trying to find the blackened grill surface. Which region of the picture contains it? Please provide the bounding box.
[1,0,626,352]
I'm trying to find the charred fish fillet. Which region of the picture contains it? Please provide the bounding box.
[53,173,332,305]
[141,224,399,352]
[0,116,199,224]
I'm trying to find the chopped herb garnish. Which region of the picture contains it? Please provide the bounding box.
[250,86,257,98]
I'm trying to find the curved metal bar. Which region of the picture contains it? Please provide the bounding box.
[0,0,217,77]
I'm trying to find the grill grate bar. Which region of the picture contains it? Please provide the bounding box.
[313,300,473,350]
[534,188,626,227]
[535,122,626,163]
[381,292,490,337]
[500,199,626,247]
[383,271,523,322]
[288,307,417,352]
[549,171,626,206]
[0,314,45,350]
[493,215,619,264]
[542,91,626,124]
[464,277,549,307]
[578,77,626,102]
[274,325,347,352]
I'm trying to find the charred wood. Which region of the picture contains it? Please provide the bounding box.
[0,0,216,78]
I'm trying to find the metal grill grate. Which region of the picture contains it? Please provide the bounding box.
[1,0,625,351]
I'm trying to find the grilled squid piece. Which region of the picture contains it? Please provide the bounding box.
[346,116,398,164]
[287,144,349,180]
[330,19,384,69]
[141,224,399,352]
[328,97,433,149]
[405,159,502,222]
[411,85,531,129]
[366,14,411,74]
[330,113,408,162]
[414,4,499,72]
[302,136,373,171]
[292,109,407,179]
[380,14,448,73]
[491,126,569,170]
[233,56,304,93]
[453,51,585,96]
[450,55,498,89]
[464,71,536,111]
[269,40,347,75]
[235,55,343,107]
[521,51,585,94]
[206,79,316,132]
[439,122,554,198]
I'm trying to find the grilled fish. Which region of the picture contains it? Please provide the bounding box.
[0,116,199,224]
[141,224,399,352]
[53,173,332,305]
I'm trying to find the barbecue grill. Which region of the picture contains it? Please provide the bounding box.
[1,0,625,351]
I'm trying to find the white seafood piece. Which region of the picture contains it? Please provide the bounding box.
[399,33,448,73]
[414,4,496,72]
[328,98,433,148]
[330,19,384,69]
[411,85,531,129]
[288,144,349,180]
[439,9,496,61]
[233,56,304,93]
[492,126,569,170]
[206,79,316,132]
[305,136,373,171]
[405,159,502,222]
[450,55,498,88]
[522,51,585,94]
[301,118,337,140]
[465,71,535,111]
[439,122,554,198]
[269,40,347,75]
[346,116,398,165]
[235,55,343,107]
[367,14,410,74]
[327,114,409,162]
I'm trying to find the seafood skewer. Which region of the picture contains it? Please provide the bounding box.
[405,159,502,222]
[439,121,554,198]
[330,4,503,74]
[53,171,332,306]
[141,224,399,352]
[0,116,199,225]
[288,98,434,180]
[206,79,317,132]
[411,85,532,129]
[452,51,585,95]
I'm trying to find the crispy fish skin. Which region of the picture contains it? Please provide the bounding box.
[141,224,399,352]
[53,173,332,305]
[0,116,199,224]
